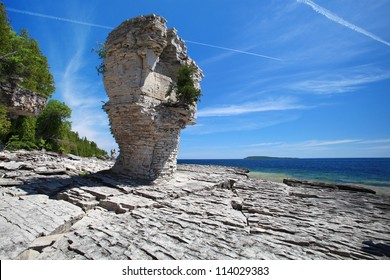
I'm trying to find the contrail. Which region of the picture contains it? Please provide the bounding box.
[7,7,283,61]
[185,40,283,61]
[297,0,390,47]
[7,7,114,30]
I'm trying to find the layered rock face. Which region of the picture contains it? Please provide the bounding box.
[103,15,203,180]
[0,82,47,117]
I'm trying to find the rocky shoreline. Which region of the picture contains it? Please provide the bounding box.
[1,150,389,260]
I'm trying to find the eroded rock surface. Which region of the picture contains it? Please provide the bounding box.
[1,150,389,260]
[0,82,47,117]
[103,14,203,180]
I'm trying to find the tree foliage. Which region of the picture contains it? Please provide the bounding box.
[166,64,202,106]
[11,115,36,142]
[3,100,107,157]
[36,100,71,143]
[92,42,106,75]
[0,104,11,141]
[0,2,55,97]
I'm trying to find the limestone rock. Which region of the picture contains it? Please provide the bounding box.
[0,194,84,259]
[0,178,23,186]
[103,14,203,180]
[283,178,376,194]
[1,151,389,260]
[0,81,47,117]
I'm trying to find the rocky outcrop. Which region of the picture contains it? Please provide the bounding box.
[1,151,389,260]
[103,15,203,180]
[283,178,377,194]
[0,82,47,117]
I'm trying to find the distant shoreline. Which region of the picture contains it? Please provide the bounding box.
[244,156,297,160]
[178,158,390,195]
[247,170,390,197]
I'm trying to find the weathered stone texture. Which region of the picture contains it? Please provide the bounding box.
[103,15,203,180]
[1,151,389,260]
[0,82,47,117]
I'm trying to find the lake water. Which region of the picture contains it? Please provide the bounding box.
[178,158,390,188]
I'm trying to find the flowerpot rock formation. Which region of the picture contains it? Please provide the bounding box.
[103,15,203,180]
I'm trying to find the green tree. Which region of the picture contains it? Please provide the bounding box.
[0,2,12,58]
[36,100,71,148]
[10,115,37,142]
[167,64,202,106]
[0,2,55,97]
[0,104,11,141]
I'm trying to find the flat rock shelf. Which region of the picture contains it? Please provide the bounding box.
[1,150,389,259]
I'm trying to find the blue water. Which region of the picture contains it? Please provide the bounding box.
[178,158,390,188]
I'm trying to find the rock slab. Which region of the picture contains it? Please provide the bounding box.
[1,151,389,260]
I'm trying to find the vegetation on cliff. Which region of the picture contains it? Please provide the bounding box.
[0,3,55,98]
[0,2,107,157]
[92,42,106,75]
[166,64,202,106]
[0,104,10,139]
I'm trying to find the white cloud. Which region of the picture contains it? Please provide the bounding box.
[184,111,301,135]
[302,139,360,147]
[359,139,390,144]
[248,142,283,147]
[246,139,390,154]
[197,97,308,117]
[365,145,390,151]
[292,70,390,94]
[246,139,360,149]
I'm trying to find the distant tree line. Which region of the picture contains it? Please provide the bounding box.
[0,2,107,158]
[1,98,107,158]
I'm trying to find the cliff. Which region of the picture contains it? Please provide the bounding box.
[0,150,389,260]
[0,81,47,117]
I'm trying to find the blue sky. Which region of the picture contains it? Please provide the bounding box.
[4,0,390,158]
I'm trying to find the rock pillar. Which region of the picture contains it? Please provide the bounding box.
[103,15,203,180]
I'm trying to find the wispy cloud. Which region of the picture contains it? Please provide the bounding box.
[365,145,390,151]
[185,114,299,135]
[297,0,390,47]
[247,139,390,149]
[197,97,308,117]
[244,138,390,158]
[291,69,390,94]
[52,23,116,152]
[247,142,283,147]
[359,139,390,144]
[302,139,360,147]
[248,139,360,148]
